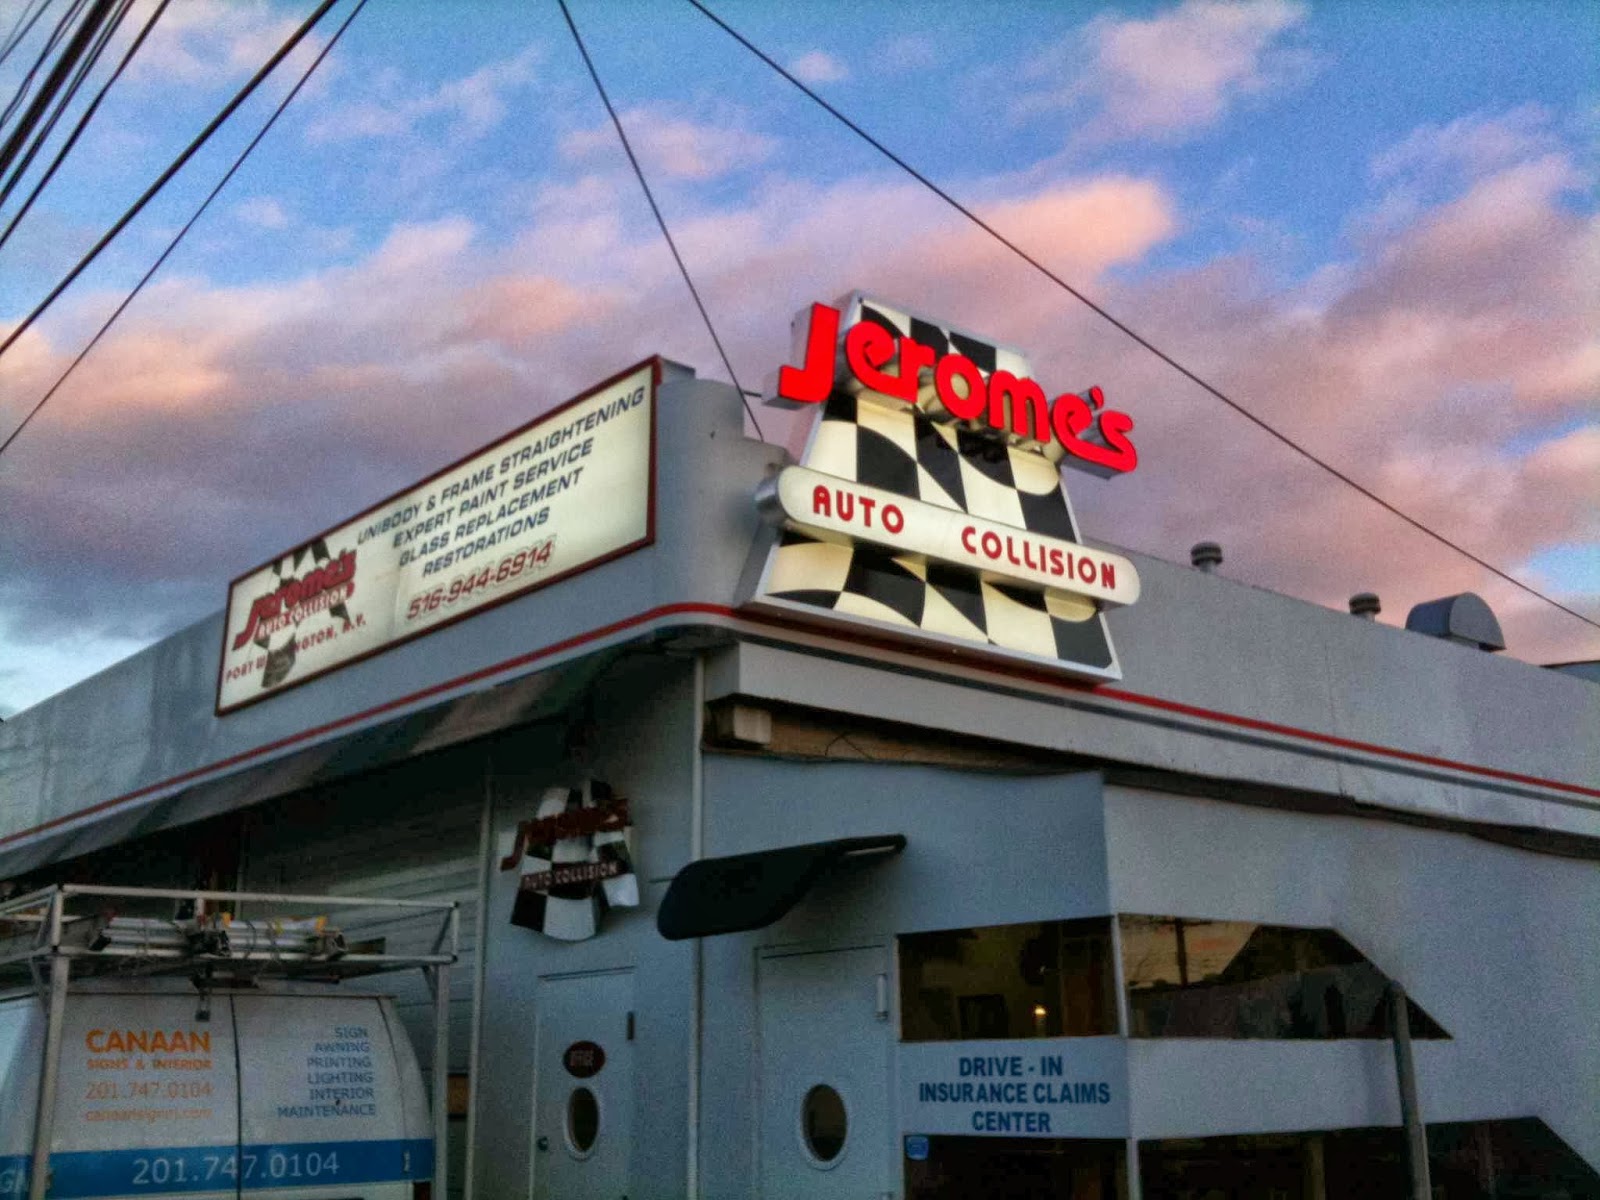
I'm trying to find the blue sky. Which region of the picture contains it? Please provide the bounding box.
[1,0,1596,714]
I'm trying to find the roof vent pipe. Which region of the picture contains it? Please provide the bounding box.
[1190,542,1223,573]
[1349,593,1381,620]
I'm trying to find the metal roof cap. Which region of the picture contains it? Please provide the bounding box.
[1404,592,1505,652]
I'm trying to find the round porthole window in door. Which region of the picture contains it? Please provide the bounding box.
[565,1086,600,1159]
[800,1084,847,1167]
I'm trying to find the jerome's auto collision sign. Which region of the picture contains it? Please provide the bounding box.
[217,360,657,713]
[751,294,1137,683]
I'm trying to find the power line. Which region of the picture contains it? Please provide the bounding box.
[0,0,83,128]
[0,0,339,368]
[0,0,165,251]
[555,0,763,439]
[0,0,128,206]
[0,0,55,71]
[0,0,132,214]
[685,0,1599,636]
[0,0,109,179]
[0,0,361,460]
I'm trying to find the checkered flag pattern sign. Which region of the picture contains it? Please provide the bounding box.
[754,298,1121,679]
[509,779,639,941]
[251,537,354,689]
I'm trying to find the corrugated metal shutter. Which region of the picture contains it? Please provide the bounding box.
[240,745,486,1077]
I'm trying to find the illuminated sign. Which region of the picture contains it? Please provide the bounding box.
[217,361,658,713]
[775,300,1137,477]
[751,295,1136,682]
[761,466,1139,610]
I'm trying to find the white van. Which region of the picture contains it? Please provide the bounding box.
[0,979,435,1200]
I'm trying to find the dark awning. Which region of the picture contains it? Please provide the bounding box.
[656,834,906,940]
[0,650,614,880]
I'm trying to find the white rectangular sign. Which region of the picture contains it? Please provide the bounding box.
[898,1038,1129,1139]
[218,361,658,712]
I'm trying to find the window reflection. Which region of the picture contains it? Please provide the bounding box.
[899,918,1118,1042]
[907,1136,1126,1200]
[1140,1118,1598,1199]
[1119,916,1447,1040]
[801,1084,847,1164]
[565,1086,599,1157]
[898,915,1448,1043]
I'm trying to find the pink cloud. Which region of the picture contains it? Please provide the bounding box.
[788,51,848,85]
[234,196,290,231]
[307,45,540,144]
[124,1,307,87]
[454,275,616,348]
[1036,154,1598,662]
[1020,0,1316,143]
[560,105,776,181]
[1371,104,1561,185]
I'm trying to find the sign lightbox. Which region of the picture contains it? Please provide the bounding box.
[217,360,658,712]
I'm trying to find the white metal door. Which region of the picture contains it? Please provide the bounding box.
[530,969,634,1200]
[758,946,892,1199]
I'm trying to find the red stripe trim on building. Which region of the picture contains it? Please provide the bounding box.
[3,601,1596,852]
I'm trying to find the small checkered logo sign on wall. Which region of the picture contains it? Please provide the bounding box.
[750,294,1140,681]
[500,778,640,941]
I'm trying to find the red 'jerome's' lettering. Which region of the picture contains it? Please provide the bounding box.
[499,798,631,871]
[777,303,1138,475]
[231,551,357,650]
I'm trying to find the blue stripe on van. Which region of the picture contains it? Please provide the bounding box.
[0,1139,432,1200]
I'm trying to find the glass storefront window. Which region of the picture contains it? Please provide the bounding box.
[1119,915,1448,1040]
[906,1135,1126,1200]
[899,918,1118,1042]
[1139,1118,1598,1199]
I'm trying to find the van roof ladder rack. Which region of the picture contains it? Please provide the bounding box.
[0,883,457,983]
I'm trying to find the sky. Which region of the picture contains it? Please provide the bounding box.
[0,0,1596,717]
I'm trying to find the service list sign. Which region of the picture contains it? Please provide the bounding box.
[218,361,657,712]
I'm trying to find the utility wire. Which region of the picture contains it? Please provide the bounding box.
[0,0,82,129]
[0,0,105,175]
[0,0,358,460]
[686,0,1599,635]
[0,0,339,366]
[0,0,165,250]
[0,0,54,70]
[0,0,132,212]
[556,0,763,439]
[0,0,90,146]
[0,0,126,204]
